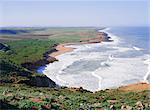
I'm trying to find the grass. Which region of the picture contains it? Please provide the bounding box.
[0,84,149,110]
[48,28,96,43]
[0,39,57,65]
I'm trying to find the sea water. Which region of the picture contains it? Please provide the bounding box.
[41,27,150,92]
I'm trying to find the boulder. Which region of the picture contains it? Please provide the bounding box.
[47,56,58,63]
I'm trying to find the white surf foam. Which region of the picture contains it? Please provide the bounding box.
[143,55,150,83]
[91,54,114,91]
[99,28,121,45]
[112,46,133,52]
[95,57,147,90]
[91,71,102,90]
[133,46,143,51]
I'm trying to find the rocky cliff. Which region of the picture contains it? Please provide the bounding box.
[26,75,56,87]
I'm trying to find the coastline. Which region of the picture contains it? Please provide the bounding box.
[44,31,150,92]
[48,31,112,57]
[1,28,149,109]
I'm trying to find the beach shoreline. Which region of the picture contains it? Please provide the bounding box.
[49,31,112,57]
[45,31,150,92]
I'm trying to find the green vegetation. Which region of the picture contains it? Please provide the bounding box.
[0,28,97,65]
[0,84,150,110]
[0,59,31,83]
[0,28,97,86]
[0,28,150,110]
[0,39,57,65]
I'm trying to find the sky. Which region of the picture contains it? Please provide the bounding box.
[0,0,149,27]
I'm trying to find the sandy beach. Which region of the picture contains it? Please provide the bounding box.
[49,44,74,57]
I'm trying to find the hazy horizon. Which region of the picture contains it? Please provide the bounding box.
[0,0,149,27]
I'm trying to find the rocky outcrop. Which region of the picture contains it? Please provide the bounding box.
[21,57,58,71]
[80,32,113,44]
[43,47,57,58]
[26,75,56,87]
[97,32,113,42]
[47,56,58,63]
[0,43,10,52]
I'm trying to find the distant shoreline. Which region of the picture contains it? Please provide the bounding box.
[49,31,112,57]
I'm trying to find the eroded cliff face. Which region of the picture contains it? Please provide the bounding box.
[79,32,113,44]
[22,75,56,88]
[21,48,58,71]
[21,58,57,71]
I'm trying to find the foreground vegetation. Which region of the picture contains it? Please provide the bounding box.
[0,84,150,110]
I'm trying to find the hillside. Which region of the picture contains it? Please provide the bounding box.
[0,27,150,110]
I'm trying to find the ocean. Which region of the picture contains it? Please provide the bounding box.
[39,27,150,92]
